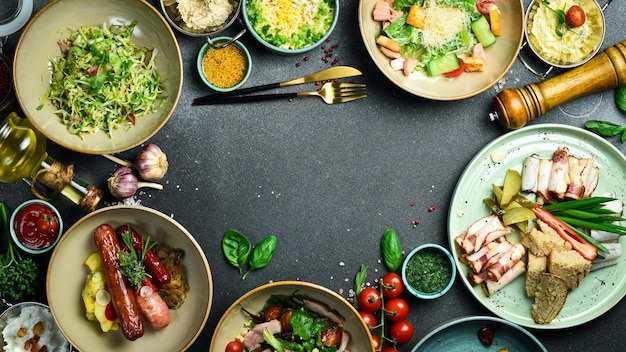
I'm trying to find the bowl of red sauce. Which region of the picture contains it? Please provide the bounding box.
[10,199,63,255]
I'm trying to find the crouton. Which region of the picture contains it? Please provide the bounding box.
[406,5,427,29]
[376,35,401,53]
[463,56,485,72]
[489,7,501,36]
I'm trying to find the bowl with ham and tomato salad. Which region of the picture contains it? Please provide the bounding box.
[46,205,212,351]
[13,0,183,154]
[358,0,525,100]
[209,281,375,352]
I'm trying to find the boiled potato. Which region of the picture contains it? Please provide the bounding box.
[82,252,120,332]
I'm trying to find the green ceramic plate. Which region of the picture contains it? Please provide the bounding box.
[411,316,547,351]
[448,124,626,329]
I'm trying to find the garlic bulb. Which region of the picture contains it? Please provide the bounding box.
[108,166,163,199]
[135,144,168,181]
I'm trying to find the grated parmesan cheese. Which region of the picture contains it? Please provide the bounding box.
[177,0,234,30]
[258,0,322,38]
[422,5,468,48]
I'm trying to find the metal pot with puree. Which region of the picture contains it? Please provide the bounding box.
[526,0,605,68]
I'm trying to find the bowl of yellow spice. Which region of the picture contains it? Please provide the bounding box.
[197,37,251,92]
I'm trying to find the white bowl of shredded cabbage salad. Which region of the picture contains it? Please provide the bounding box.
[242,0,338,54]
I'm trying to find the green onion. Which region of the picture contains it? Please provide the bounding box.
[561,221,610,254]
[542,197,616,212]
[555,216,626,236]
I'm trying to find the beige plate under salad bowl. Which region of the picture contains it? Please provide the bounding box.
[209,281,375,351]
[47,205,212,351]
[358,0,525,100]
[13,0,183,154]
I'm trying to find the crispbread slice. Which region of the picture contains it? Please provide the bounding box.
[531,273,569,324]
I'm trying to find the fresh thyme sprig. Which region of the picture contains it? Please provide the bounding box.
[117,228,156,288]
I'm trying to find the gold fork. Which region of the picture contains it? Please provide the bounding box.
[191,82,367,105]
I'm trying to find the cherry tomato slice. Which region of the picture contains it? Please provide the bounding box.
[264,305,283,321]
[357,287,382,313]
[390,320,414,344]
[566,5,586,27]
[381,272,404,298]
[476,0,497,15]
[444,58,465,78]
[104,302,117,321]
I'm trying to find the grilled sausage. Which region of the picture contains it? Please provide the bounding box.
[135,284,171,330]
[94,224,144,341]
[116,224,171,287]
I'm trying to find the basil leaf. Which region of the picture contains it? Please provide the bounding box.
[353,264,368,308]
[381,229,403,272]
[585,120,624,137]
[222,229,251,273]
[243,235,277,279]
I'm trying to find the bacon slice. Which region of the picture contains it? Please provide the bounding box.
[487,242,526,281]
[548,147,570,200]
[483,260,526,296]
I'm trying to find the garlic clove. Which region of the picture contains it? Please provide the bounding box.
[135,144,168,182]
[108,166,139,199]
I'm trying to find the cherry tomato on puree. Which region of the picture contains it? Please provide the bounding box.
[384,298,409,322]
[13,202,60,250]
[357,287,382,313]
[381,272,404,298]
[390,320,414,344]
[225,341,244,352]
[566,5,586,27]
[359,311,377,330]
[444,58,465,78]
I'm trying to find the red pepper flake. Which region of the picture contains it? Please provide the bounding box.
[428,204,436,212]
[303,56,309,62]
[326,37,331,42]
[295,62,301,67]
[412,220,420,228]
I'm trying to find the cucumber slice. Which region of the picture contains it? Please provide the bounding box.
[427,53,460,77]
[471,15,496,48]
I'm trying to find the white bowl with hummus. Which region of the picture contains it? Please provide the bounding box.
[525,0,605,68]
[160,0,242,37]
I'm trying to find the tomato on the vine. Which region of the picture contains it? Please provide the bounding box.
[382,347,400,352]
[225,340,244,352]
[384,298,409,322]
[371,335,381,350]
[381,272,404,299]
[357,287,382,313]
[359,311,377,331]
[390,320,414,344]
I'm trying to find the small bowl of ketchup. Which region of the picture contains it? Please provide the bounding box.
[10,199,63,255]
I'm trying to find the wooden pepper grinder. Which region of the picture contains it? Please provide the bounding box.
[491,40,626,129]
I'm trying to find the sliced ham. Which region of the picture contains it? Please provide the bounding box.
[242,320,282,351]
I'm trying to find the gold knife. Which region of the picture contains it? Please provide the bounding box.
[192,66,362,105]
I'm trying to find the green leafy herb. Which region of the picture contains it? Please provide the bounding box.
[0,203,39,308]
[539,0,567,37]
[617,86,626,113]
[244,235,277,279]
[381,229,403,272]
[117,228,155,288]
[222,229,251,273]
[405,248,451,293]
[585,120,626,143]
[263,328,285,352]
[353,264,367,308]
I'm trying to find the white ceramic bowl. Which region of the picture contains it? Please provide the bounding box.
[402,244,456,300]
[10,199,63,255]
[13,0,183,154]
[209,281,375,351]
[46,205,212,351]
[358,0,525,100]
